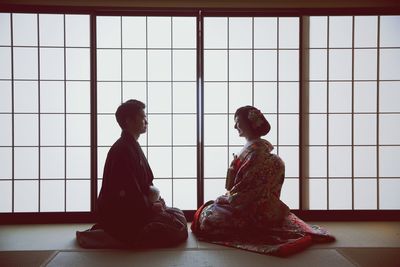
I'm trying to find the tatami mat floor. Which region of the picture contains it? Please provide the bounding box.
[0,222,399,267]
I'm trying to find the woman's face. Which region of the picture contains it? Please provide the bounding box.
[234,115,251,138]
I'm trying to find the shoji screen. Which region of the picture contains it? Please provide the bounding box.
[96,16,198,210]
[203,17,300,209]
[307,15,400,210]
[0,13,91,212]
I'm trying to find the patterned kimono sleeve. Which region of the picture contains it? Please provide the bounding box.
[227,152,266,210]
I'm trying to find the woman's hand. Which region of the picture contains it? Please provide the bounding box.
[230,153,238,168]
[215,195,229,205]
[227,154,239,177]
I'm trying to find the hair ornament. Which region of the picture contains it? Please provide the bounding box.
[248,109,264,128]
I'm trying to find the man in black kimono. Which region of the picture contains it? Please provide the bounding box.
[77,99,187,248]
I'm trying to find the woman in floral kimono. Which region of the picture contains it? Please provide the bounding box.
[191,106,335,257]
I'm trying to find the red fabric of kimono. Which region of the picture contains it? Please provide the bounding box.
[191,138,335,257]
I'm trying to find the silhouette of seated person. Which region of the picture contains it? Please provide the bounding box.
[77,99,187,248]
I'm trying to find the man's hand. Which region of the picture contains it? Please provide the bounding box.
[158,197,166,206]
[152,201,164,213]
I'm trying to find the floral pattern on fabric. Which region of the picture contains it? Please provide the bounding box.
[191,138,335,257]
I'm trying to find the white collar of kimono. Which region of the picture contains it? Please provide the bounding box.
[244,137,261,148]
[242,138,274,153]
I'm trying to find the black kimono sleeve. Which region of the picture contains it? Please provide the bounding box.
[96,141,152,237]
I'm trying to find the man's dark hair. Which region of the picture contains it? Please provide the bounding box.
[115,99,146,129]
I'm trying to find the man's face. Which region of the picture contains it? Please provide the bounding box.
[136,109,148,134]
[126,109,148,134]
